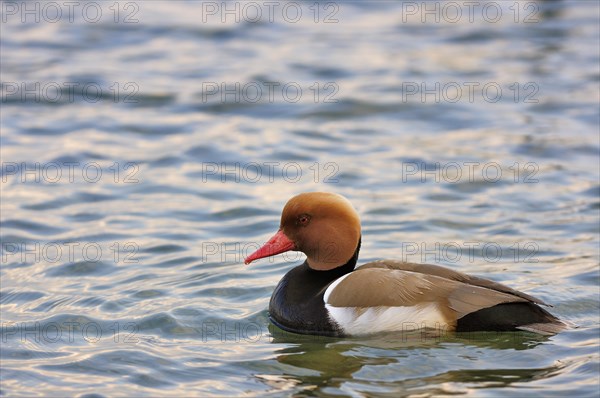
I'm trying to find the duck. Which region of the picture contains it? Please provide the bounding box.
[244,192,565,337]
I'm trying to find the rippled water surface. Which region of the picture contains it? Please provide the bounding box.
[1,1,599,396]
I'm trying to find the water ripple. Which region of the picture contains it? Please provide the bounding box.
[1,1,598,396]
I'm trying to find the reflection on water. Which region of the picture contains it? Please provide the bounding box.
[266,326,560,395]
[1,0,599,396]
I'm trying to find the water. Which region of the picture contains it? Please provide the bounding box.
[1,1,599,396]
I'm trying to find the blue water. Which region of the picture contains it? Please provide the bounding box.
[1,1,599,396]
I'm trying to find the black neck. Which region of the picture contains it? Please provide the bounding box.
[268,237,362,336]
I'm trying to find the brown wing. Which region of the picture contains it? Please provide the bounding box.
[325,267,529,322]
[359,260,547,305]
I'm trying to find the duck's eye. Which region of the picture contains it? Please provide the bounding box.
[297,214,311,226]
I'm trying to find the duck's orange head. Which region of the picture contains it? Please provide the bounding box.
[244,192,361,270]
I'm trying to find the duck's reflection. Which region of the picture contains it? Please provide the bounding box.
[259,324,558,395]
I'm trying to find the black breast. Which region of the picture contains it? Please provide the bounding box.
[268,241,360,336]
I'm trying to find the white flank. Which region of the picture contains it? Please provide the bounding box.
[325,303,448,335]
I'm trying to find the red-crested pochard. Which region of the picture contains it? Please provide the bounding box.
[244,192,565,336]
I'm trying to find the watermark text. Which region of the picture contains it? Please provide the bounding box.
[199,1,340,24]
[1,82,139,104]
[2,242,139,264]
[200,162,339,183]
[1,321,139,344]
[200,240,540,264]
[400,1,539,24]
[1,1,140,24]
[201,81,338,104]
[401,162,539,184]
[401,82,539,104]
[2,162,140,184]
